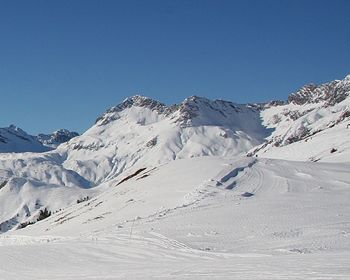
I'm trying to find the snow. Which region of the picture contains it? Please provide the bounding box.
[0,157,349,279]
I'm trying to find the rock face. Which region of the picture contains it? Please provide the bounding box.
[287,75,350,106]
[37,129,79,148]
[249,74,350,160]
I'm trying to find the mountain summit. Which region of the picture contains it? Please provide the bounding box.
[61,95,270,184]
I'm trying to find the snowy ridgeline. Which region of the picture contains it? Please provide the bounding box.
[0,74,350,232]
[0,75,349,278]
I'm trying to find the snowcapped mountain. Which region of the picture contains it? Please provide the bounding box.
[249,74,350,162]
[37,129,79,148]
[58,95,270,184]
[0,125,50,153]
[0,126,79,153]
[1,76,350,233]
[0,80,350,278]
[0,95,269,231]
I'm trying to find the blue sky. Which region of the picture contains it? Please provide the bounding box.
[0,0,349,134]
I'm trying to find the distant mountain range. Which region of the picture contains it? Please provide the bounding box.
[0,126,78,153]
[0,74,349,232]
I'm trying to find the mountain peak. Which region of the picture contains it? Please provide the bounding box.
[115,95,166,112]
[95,95,167,125]
[122,95,165,107]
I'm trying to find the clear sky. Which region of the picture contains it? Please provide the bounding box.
[0,0,349,134]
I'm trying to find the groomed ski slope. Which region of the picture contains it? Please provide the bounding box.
[1,156,349,279]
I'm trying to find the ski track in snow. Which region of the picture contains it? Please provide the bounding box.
[0,157,349,279]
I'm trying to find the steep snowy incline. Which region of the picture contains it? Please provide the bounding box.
[250,74,350,161]
[58,95,270,184]
[1,156,349,279]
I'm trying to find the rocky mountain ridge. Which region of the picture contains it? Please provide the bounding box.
[249,74,350,160]
[287,75,350,106]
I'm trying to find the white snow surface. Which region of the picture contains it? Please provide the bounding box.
[1,157,350,279]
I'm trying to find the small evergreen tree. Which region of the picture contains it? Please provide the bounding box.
[37,208,51,221]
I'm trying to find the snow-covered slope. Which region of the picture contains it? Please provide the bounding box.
[250,74,350,162]
[0,125,50,153]
[1,156,349,279]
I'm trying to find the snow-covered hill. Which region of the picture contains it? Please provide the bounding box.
[249,74,350,162]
